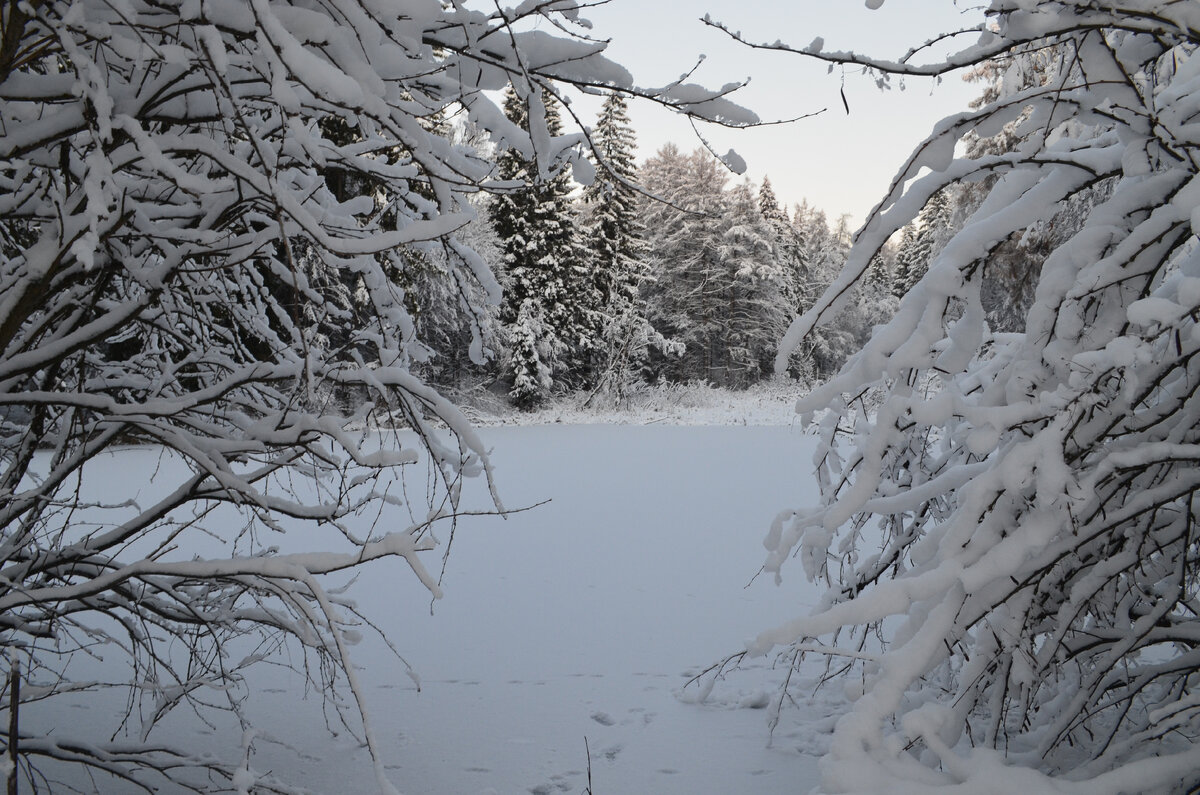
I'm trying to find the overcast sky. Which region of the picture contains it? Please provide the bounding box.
[568,0,987,227]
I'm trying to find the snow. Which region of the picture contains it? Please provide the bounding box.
[468,380,809,427]
[29,387,837,794]
[721,147,748,174]
[512,30,634,88]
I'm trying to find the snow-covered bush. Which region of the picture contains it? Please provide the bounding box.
[0,0,755,789]
[714,2,1200,792]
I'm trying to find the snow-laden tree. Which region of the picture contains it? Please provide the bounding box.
[639,144,725,384]
[787,203,880,381]
[892,187,955,298]
[579,90,657,402]
[0,0,757,789]
[492,87,596,408]
[641,147,791,388]
[585,91,643,319]
[760,178,813,379]
[759,177,807,315]
[408,122,504,393]
[960,50,1115,333]
[704,2,1200,792]
[890,221,922,298]
[722,180,794,383]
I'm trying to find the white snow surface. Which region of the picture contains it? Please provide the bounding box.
[38,384,838,793]
[461,379,809,428]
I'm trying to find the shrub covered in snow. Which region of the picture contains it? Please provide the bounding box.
[714,2,1200,792]
[0,0,756,789]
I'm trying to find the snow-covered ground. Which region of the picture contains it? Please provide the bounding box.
[455,379,810,429]
[263,421,830,794]
[37,386,843,793]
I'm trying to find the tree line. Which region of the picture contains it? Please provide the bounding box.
[411,73,1076,411]
[412,90,913,409]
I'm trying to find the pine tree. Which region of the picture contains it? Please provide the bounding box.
[891,221,922,298]
[787,204,860,379]
[491,87,594,407]
[892,188,954,297]
[640,146,729,384]
[863,250,893,292]
[580,91,651,398]
[585,92,641,313]
[507,297,557,408]
[723,181,793,383]
[758,176,807,313]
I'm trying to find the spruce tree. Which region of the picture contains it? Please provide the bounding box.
[758,176,807,312]
[891,222,922,298]
[724,181,792,384]
[790,203,862,379]
[491,87,593,407]
[581,91,650,397]
[892,188,954,298]
[640,146,730,384]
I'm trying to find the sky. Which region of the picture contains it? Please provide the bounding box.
[567,0,988,227]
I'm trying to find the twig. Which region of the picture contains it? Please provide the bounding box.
[8,654,17,795]
[583,736,593,795]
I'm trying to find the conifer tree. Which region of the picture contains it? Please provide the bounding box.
[640,146,728,384]
[891,221,922,298]
[724,181,793,383]
[491,87,594,407]
[581,91,651,397]
[758,176,807,313]
[863,250,893,292]
[641,149,790,387]
[786,204,853,378]
[892,188,954,297]
[586,92,642,314]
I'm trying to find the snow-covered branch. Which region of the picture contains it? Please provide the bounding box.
[730,2,1200,793]
[0,0,756,789]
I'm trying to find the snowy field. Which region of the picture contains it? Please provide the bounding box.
[288,423,829,794]
[32,389,847,794]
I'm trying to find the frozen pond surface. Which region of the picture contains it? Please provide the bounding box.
[34,424,832,793]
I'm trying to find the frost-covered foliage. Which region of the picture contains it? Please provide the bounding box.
[579,91,658,403]
[760,178,815,378]
[959,50,1114,333]
[492,87,595,409]
[715,2,1200,792]
[640,146,792,389]
[584,91,643,325]
[0,0,756,789]
[760,179,808,317]
[402,123,504,392]
[892,187,954,298]
[786,204,892,382]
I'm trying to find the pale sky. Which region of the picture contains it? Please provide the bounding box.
[569,0,986,227]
